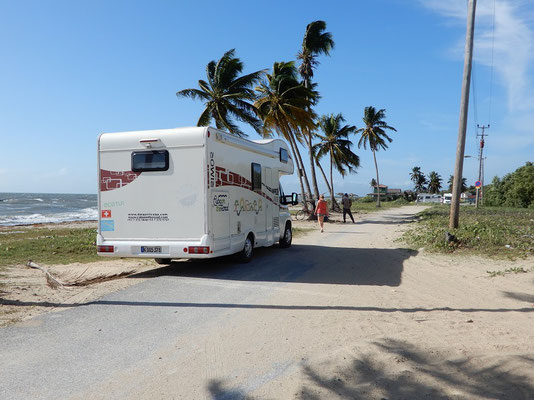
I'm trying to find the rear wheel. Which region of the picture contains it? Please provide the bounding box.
[154,258,172,265]
[279,223,292,248]
[237,235,254,263]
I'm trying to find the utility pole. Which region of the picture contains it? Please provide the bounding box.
[450,0,477,229]
[475,124,489,207]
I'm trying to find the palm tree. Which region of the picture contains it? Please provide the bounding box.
[254,61,317,209]
[176,49,265,137]
[428,171,442,194]
[297,20,335,202]
[315,113,360,208]
[370,178,377,192]
[448,175,467,193]
[356,106,397,207]
[410,166,427,193]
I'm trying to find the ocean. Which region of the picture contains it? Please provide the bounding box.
[0,193,98,226]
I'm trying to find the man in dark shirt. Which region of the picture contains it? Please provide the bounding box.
[342,193,355,223]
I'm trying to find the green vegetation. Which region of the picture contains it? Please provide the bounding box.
[486,267,531,277]
[292,226,313,237]
[410,166,427,193]
[0,227,107,268]
[401,206,534,259]
[351,197,409,213]
[485,162,534,208]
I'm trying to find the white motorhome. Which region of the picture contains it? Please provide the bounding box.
[96,127,298,263]
[443,193,453,204]
[416,193,442,203]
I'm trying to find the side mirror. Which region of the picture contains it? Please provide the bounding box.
[291,192,298,205]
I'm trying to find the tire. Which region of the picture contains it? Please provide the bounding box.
[154,258,172,265]
[237,235,254,263]
[279,223,292,248]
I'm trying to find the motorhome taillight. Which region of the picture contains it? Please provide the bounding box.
[188,246,210,254]
[97,245,114,253]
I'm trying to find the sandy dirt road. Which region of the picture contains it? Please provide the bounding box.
[1,205,533,399]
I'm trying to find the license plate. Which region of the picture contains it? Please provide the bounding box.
[141,246,162,253]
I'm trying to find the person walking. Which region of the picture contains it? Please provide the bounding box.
[342,193,355,223]
[315,194,329,233]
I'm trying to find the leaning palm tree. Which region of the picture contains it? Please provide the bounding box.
[176,49,265,137]
[297,20,335,202]
[428,171,442,194]
[356,107,397,207]
[254,61,317,209]
[315,113,360,209]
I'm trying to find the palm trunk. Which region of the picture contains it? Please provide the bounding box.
[305,131,320,201]
[318,159,340,211]
[316,159,331,194]
[330,149,335,208]
[287,134,308,212]
[289,134,313,207]
[373,149,381,207]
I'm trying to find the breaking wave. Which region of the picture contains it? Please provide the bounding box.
[0,207,98,226]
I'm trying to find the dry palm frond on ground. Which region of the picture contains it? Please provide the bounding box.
[26,260,135,289]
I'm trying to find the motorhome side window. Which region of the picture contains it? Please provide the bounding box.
[131,150,169,172]
[251,163,261,191]
[279,148,288,163]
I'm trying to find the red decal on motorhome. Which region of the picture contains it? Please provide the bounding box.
[100,169,141,192]
[214,166,276,204]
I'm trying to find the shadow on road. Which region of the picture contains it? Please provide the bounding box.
[296,339,534,400]
[205,339,534,400]
[133,244,417,287]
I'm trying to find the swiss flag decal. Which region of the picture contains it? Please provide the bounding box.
[102,210,112,218]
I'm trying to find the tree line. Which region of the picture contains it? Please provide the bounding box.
[176,21,396,212]
[409,167,468,195]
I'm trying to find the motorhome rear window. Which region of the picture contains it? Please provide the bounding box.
[131,150,169,172]
[280,148,288,163]
[251,163,261,191]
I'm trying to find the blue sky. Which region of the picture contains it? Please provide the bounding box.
[0,0,533,195]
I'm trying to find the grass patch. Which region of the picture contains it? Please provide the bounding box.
[0,227,110,268]
[351,197,412,213]
[487,267,531,277]
[400,205,534,259]
[292,226,313,238]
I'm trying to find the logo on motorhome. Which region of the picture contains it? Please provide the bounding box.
[213,194,229,212]
[234,198,262,216]
[102,210,112,218]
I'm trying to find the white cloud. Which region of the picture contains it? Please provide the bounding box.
[421,0,534,111]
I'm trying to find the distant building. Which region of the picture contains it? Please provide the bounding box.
[367,185,403,200]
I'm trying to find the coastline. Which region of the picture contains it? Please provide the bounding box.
[0,219,97,232]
